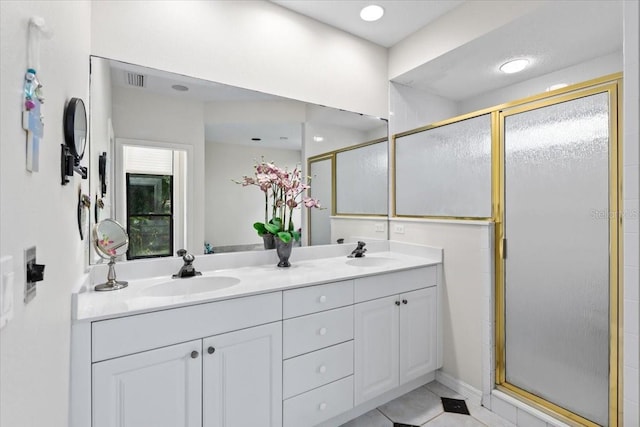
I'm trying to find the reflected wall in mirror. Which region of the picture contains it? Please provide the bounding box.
[89,56,388,263]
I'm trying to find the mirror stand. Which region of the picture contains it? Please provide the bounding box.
[95,256,128,291]
[61,144,87,184]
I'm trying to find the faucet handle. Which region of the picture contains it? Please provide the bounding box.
[177,249,187,257]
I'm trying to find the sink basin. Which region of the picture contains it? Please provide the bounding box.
[345,257,394,267]
[141,276,240,297]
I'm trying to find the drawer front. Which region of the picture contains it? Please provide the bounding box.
[283,306,354,359]
[283,376,353,427]
[354,267,436,303]
[283,341,353,399]
[92,292,282,362]
[283,280,353,319]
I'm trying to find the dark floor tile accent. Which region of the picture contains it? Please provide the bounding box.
[393,424,420,427]
[441,397,470,415]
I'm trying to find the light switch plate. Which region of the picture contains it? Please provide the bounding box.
[1,256,15,329]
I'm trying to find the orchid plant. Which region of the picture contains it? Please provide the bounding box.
[235,159,321,243]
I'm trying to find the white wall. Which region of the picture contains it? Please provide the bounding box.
[111,86,205,255]
[91,0,389,119]
[204,142,301,248]
[622,0,640,424]
[389,83,459,135]
[0,2,91,427]
[88,56,113,230]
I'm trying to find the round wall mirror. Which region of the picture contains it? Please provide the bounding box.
[92,218,129,291]
[64,97,87,161]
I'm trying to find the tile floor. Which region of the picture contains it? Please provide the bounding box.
[340,381,515,427]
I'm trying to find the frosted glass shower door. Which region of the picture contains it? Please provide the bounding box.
[502,91,611,426]
[308,157,332,245]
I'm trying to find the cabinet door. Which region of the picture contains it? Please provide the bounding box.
[399,287,437,384]
[92,340,202,427]
[203,322,282,427]
[354,295,399,405]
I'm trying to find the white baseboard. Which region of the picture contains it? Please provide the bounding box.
[435,370,483,406]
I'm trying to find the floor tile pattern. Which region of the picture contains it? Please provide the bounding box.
[340,381,515,427]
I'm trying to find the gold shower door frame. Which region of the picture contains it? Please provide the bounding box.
[493,76,622,427]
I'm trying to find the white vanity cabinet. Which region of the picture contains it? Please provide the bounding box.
[73,254,442,427]
[281,280,355,427]
[354,268,438,405]
[88,292,283,427]
[93,340,203,427]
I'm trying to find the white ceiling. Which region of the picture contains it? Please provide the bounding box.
[270,0,464,48]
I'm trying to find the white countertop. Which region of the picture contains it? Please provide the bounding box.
[73,242,441,322]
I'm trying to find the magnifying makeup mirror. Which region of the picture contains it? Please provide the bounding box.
[93,218,129,291]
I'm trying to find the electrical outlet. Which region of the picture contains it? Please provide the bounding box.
[375,223,385,232]
[394,224,405,234]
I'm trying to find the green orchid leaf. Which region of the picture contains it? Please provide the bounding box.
[291,230,301,242]
[277,232,292,243]
[265,223,280,234]
[253,222,268,235]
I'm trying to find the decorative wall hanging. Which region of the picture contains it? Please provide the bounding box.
[23,17,52,172]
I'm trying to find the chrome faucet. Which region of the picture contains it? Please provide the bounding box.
[348,241,367,258]
[172,249,202,278]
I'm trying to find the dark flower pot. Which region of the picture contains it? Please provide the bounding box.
[275,238,293,267]
[262,233,276,250]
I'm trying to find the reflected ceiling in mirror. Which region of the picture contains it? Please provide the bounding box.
[89,57,388,263]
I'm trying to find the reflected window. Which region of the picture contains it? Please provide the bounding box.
[126,174,173,259]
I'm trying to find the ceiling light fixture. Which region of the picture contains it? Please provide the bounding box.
[360,5,384,22]
[499,59,530,74]
[313,136,324,142]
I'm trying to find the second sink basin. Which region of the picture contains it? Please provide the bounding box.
[141,275,240,297]
[345,257,394,267]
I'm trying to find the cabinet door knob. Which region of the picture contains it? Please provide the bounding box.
[402,299,408,305]
[191,351,199,359]
[319,295,327,303]
[208,346,215,354]
[319,402,327,411]
[318,365,327,374]
[395,300,401,306]
[319,327,327,336]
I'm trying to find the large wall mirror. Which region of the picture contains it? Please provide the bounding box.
[89,56,388,263]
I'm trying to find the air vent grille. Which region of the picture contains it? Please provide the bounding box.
[126,72,145,88]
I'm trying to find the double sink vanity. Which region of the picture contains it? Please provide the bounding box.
[70,241,442,427]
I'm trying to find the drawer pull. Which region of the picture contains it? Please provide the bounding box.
[319,295,327,303]
[395,300,401,306]
[318,365,327,374]
[319,327,327,336]
[207,346,216,354]
[402,299,408,305]
[190,351,199,359]
[319,402,327,411]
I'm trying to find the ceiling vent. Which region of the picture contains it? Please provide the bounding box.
[126,72,145,88]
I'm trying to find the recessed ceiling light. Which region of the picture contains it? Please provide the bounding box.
[499,59,530,74]
[171,84,189,91]
[360,5,384,22]
[313,136,324,142]
[546,83,568,91]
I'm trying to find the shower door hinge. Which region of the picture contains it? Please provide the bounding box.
[501,238,507,259]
